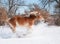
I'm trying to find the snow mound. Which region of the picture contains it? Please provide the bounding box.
[0,22,60,39]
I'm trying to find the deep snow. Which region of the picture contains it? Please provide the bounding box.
[0,22,60,44]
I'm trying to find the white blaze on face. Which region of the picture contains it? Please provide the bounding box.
[40,16,45,22]
[41,17,44,21]
[37,15,44,23]
[37,12,45,22]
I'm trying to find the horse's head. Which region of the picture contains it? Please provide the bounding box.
[30,11,45,23]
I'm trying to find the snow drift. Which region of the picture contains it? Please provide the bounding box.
[0,22,60,44]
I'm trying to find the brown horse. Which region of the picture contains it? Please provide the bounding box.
[7,13,44,33]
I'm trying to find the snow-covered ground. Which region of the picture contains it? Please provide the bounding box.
[0,22,60,44]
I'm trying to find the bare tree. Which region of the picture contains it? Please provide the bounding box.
[39,0,54,9]
[0,0,26,18]
[7,0,26,17]
[54,0,60,15]
[53,0,60,26]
